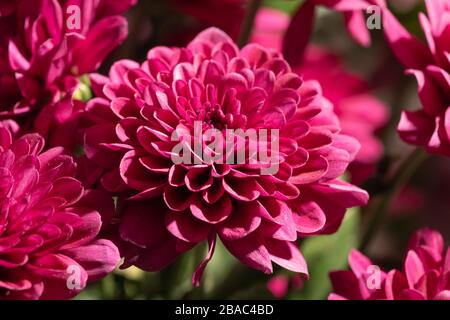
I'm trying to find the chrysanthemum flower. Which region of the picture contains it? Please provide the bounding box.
[0,0,135,147]
[383,0,450,157]
[84,28,368,285]
[0,126,119,300]
[329,228,450,300]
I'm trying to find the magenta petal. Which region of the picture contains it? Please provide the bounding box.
[221,232,273,274]
[165,211,211,243]
[72,16,129,74]
[348,249,372,278]
[444,248,450,274]
[282,0,316,67]
[192,234,216,287]
[290,156,328,184]
[406,69,445,115]
[61,239,120,282]
[266,239,308,275]
[398,110,435,146]
[329,270,364,300]
[132,237,181,272]
[434,290,450,300]
[291,200,326,234]
[217,201,262,240]
[29,254,88,300]
[385,269,408,300]
[408,228,444,256]
[120,150,166,191]
[399,289,426,300]
[163,185,193,211]
[382,8,432,69]
[223,177,260,201]
[344,11,370,47]
[404,250,425,288]
[119,201,168,249]
[191,27,234,47]
[190,195,232,224]
[327,293,347,300]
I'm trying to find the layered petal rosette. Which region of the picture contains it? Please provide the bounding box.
[0,0,135,147]
[383,0,450,156]
[0,126,120,300]
[329,228,450,300]
[84,28,368,284]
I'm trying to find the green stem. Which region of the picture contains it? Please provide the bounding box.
[237,0,263,48]
[359,148,428,252]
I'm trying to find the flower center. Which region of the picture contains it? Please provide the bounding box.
[203,104,229,130]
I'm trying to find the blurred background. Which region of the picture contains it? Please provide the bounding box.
[77,0,449,300]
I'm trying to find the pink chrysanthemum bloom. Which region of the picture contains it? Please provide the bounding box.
[84,28,368,285]
[0,0,134,147]
[0,126,120,300]
[329,228,450,300]
[252,8,388,184]
[383,0,450,157]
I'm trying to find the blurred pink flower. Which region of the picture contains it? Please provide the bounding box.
[391,0,420,12]
[0,126,119,300]
[252,8,388,183]
[84,28,368,285]
[251,8,288,51]
[299,47,388,183]
[329,228,450,300]
[267,274,303,298]
[283,0,386,66]
[383,0,450,157]
[0,0,134,147]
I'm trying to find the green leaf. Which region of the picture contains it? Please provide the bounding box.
[72,75,92,102]
[263,0,304,15]
[290,208,360,300]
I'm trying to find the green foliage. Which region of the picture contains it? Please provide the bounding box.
[290,208,360,300]
[263,0,303,15]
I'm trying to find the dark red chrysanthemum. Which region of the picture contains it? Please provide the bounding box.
[84,28,368,285]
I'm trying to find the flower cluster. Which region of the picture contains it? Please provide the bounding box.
[329,228,450,300]
[1,0,448,301]
[0,126,119,299]
[0,0,135,146]
[383,0,450,157]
